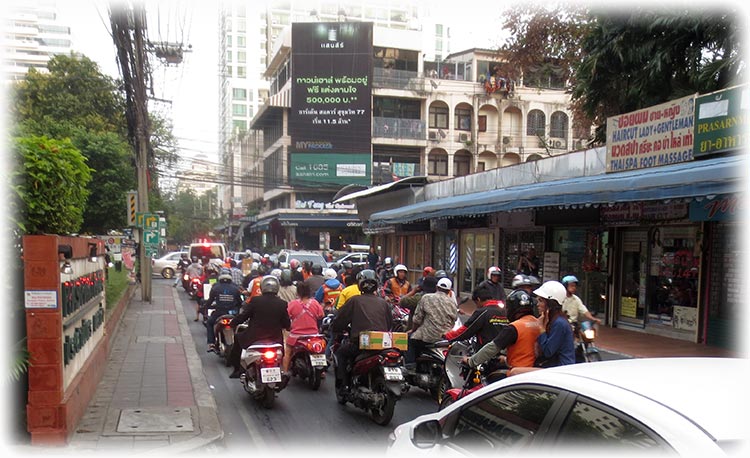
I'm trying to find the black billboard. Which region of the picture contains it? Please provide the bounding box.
[290,22,373,156]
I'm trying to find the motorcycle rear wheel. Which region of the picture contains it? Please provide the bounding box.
[261,386,275,409]
[370,376,396,426]
[308,366,322,391]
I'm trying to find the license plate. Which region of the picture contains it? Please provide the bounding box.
[261,367,282,383]
[310,354,327,367]
[383,366,403,381]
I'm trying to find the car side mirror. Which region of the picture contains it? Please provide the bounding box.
[412,419,441,448]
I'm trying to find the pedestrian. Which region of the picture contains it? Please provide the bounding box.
[367,246,379,270]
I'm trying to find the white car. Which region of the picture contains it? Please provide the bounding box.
[388,358,747,456]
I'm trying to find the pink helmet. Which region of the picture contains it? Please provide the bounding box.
[290,259,300,270]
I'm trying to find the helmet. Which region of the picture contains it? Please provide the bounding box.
[357,269,378,294]
[511,274,525,288]
[311,264,323,275]
[435,270,448,279]
[323,268,338,280]
[251,261,260,271]
[534,281,567,305]
[270,268,282,279]
[289,259,300,270]
[181,253,188,259]
[218,268,233,283]
[527,275,541,286]
[423,266,435,276]
[506,290,534,321]
[280,269,293,286]
[260,275,280,294]
[342,260,353,270]
[488,266,502,277]
[384,257,392,266]
[562,275,579,287]
[191,256,199,263]
[394,264,407,274]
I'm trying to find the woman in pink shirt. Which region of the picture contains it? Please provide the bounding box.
[282,282,324,373]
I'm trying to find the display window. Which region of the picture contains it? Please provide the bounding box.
[459,231,495,294]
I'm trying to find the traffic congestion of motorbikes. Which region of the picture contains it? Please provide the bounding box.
[173,247,602,425]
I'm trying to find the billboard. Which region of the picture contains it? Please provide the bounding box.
[290,153,370,186]
[290,22,373,185]
[605,94,695,172]
[694,84,749,157]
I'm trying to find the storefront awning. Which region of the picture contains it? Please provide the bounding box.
[370,155,746,225]
[249,214,363,232]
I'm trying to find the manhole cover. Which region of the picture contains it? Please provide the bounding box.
[117,407,194,433]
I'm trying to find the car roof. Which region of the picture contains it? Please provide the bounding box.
[510,358,747,442]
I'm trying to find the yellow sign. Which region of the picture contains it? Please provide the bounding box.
[127,191,137,226]
[621,296,638,318]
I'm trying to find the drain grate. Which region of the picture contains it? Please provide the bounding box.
[116,407,194,433]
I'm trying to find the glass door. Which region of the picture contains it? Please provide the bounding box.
[617,229,648,326]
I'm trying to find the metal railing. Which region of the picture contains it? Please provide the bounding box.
[373,117,426,140]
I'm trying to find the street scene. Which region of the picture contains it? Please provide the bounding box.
[6,0,748,456]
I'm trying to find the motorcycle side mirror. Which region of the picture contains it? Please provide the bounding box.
[412,419,441,448]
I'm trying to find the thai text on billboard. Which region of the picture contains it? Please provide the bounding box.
[606,94,696,172]
[694,84,749,157]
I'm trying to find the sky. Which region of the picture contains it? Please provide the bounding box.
[50,0,510,167]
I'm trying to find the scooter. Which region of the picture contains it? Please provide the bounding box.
[207,308,238,366]
[236,326,287,409]
[403,340,449,400]
[574,320,602,363]
[288,334,327,390]
[332,334,407,426]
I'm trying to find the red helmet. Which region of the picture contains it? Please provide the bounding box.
[423,266,435,276]
[290,259,300,270]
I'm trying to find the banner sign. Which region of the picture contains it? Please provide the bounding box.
[606,94,695,172]
[290,153,370,185]
[694,84,749,157]
[689,194,742,222]
[290,22,373,156]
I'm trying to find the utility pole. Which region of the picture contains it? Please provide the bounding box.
[110,2,153,301]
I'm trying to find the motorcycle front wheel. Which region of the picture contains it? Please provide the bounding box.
[435,373,450,405]
[369,376,396,426]
[438,395,455,411]
[585,351,602,363]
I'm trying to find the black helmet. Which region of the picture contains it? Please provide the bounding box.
[280,269,293,286]
[435,270,448,279]
[357,269,378,294]
[342,260,353,270]
[260,275,280,294]
[218,268,233,283]
[311,263,323,275]
[506,289,534,322]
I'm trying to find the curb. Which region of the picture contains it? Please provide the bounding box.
[136,286,224,455]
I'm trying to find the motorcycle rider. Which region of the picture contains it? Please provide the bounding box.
[229,259,245,287]
[315,268,343,314]
[406,278,457,368]
[384,264,411,303]
[277,269,298,304]
[561,275,601,326]
[228,276,291,379]
[332,269,393,389]
[507,274,539,316]
[304,264,325,297]
[204,269,244,353]
[186,256,203,280]
[444,284,508,353]
[334,267,361,310]
[378,257,394,285]
[434,270,458,305]
[282,282,324,374]
[173,253,191,287]
[463,280,543,380]
[477,266,507,301]
[535,281,576,367]
[337,260,355,285]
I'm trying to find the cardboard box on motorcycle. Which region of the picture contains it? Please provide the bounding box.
[359,331,408,351]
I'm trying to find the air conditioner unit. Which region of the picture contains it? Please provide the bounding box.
[502,136,511,145]
[459,133,469,142]
[428,131,438,140]
[552,140,563,149]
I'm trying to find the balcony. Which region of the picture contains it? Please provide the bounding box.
[373,67,422,91]
[373,117,425,140]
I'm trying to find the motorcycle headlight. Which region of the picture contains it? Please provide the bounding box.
[583,328,596,340]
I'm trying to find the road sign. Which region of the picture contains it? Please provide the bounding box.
[126,191,137,226]
[144,214,159,229]
[143,229,159,245]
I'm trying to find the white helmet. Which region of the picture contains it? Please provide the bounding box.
[270,268,282,279]
[533,281,567,305]
[394,264,407,274]
[323,268,338,280]
[488,266,501,277]
[511,274,525,288]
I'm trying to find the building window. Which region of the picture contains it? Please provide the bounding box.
[232,104,247,116]
[233,120,246,132]
[455,108,471,131]
[527,109,546,136]
[238,51,246,63]
[226,65,233,77]
[478,115,487,132]
[237,36,246,47]
[227,35,232,47]
[233,88,247,100]
[236,19,246,32]
[550,111,569,138]
[237,66,246,78]
[227,50,232,62]
[460,231,496,293]
[428,151,448,176]
[436,24,443,35]
[429,105,449,129]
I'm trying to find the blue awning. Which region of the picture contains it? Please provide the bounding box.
[370,155,746,225]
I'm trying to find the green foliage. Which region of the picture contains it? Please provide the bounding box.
[105,267,130,311]
[8,339,30,384]
[13,136,92,234]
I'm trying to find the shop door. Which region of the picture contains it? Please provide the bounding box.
[617,230,648,326]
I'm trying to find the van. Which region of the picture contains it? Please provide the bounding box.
[345,244,370,253]
[189,242,227,263]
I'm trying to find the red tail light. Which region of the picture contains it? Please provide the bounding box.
[385,351,401,359]
[442,349,449,357]
[219,318,232,326]
[263,350,277,361]
[306,339,326,353]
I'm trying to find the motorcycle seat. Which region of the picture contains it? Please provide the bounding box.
[293,333,325,340]
[354,350,381,362]
[426,340,449,349]
[247,342,283,351]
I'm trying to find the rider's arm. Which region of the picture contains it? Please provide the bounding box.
[332,301,352,333]
[537,318,566,358]
[203,286,218,309]
[411,298,426,330]
[447,310,487,342]
[469,325,518,367]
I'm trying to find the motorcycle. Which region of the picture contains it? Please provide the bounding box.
[206,308,238,366]
[181,273,191,292]
[320,313,336,367]
[188,276,202,300]
[403,339,449,400]
[236,325,287,409]
[288,333,328,390]
[438,339,486,410]
[332,335,406,426]
[574,320,602,363]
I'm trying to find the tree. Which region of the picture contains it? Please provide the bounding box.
[12,136,92,235]
[571,6,746,143]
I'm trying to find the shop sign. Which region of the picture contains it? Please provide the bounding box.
[694,84,749,157]
[620,296,638,318]
[689,194,741,222]
[290,153,371,185]
[606,94,695,172]
[601,202,688,224]
[672,306,699,332]
[295,200,356,210]
[541,252,560,283]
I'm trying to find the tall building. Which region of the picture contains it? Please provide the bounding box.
[217,1,448,246]
[3,0,73,82]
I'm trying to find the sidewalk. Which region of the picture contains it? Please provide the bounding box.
[596,325,742,359]
[64,281,222,454]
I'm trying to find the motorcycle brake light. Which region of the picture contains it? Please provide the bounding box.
[220,318,232,326]
[385,351,400,359]
[307,340,325,353]
[263,350,277,360]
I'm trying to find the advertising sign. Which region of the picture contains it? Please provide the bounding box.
[290,22,373,185]
[606,94,695,172]
[694,84,749,157]
[689,194,742,222]
[290,153,371,185]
